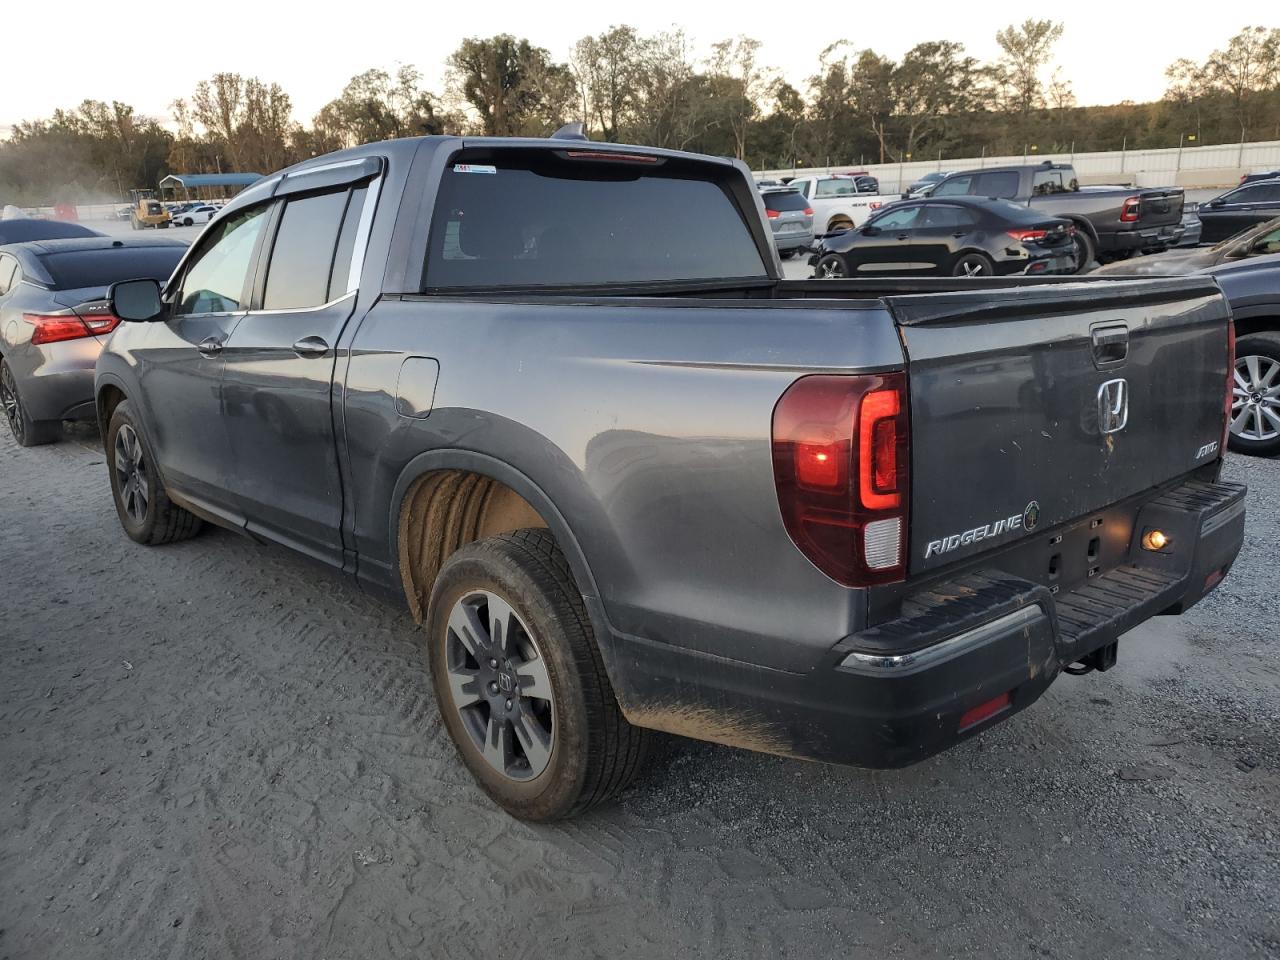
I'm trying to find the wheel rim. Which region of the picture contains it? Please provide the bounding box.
[1,366,24,443]
[113,424,150,523]
[818,258,845,279]
[1231,354,1280,442]
[957,258,986,277]
[443,590,555,781]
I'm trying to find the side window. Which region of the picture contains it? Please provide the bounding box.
[933,174,973,197]
[791,180,810,199]
[974,171,1019,199]
[870,206,920,230]
[261,188,353,310]
[1258,183,1280,202]
[175,205,270,316]
[922,205,973,230]
[0,256,17,296]
[328,185,369,301]
[1223,186,1262,205]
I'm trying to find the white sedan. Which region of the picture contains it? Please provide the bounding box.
[171,205,218,226]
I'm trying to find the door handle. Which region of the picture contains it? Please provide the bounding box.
[197,336,223,358]
[293,335,330,359]
[896,233,910,240]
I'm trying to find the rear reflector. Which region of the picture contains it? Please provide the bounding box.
[1204,568,1225,591]
[958,691,1012,731]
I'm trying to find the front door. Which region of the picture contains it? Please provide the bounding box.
[218,183,372,567]
[131,203,272,514]
[849,205,922,274]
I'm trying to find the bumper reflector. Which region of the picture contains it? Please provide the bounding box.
[958,691,1012,732]
[863,517,902,570]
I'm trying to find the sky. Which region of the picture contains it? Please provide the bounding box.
[0,0,1260,134]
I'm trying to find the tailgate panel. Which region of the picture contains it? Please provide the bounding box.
[889,279,1228,574]
[1138,189,1184,227]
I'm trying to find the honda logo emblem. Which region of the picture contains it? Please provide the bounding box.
[1097,378,1129,435]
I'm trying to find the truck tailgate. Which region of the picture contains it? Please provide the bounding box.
[1137,187,1184,228]
[888,277,1229,575]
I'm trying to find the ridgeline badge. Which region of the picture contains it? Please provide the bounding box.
[924,500,1041,560]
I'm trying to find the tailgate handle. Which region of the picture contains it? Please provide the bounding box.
[1091,323,1128,367]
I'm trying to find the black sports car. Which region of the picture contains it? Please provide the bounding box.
[809,196,1076,278]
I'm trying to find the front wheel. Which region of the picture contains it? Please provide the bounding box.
[427,529,650,820]
[815,253,848,279]
[106,400,203,544]
[951,252,994,277]
[1,360,60,446]
[183,217,193,226]
[1229,333,1280,456]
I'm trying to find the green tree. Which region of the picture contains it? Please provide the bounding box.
[447,35,573,136]
[571,26,641,141]
[992,19,1065,121]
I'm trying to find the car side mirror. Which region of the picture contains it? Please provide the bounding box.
[1208,198,1225,208]
[110,278,165,322]
[861,225,880,236]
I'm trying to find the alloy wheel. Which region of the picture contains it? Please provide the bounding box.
[443,590,555,781]
[114,423,150,523]
[1231,354,1280,442]
[817,258,846,279]
[0,366,24,443]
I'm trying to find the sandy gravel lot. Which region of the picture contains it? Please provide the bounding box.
[1,422,1277,960]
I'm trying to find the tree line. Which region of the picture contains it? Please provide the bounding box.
[2,23,1277,204]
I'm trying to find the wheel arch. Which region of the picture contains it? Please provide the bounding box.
[95,374,130,434]
[1233,315,1280,339]
[388,449,606,636]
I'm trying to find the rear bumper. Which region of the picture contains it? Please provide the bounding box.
[1104,223,1185,253]
[610,478,1245,767]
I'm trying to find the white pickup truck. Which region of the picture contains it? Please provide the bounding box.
[786,175,898,234]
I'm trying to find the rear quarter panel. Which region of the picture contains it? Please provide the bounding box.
[343,296,905,672]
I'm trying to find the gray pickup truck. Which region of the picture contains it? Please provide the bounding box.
[97,133,1244,820]
[929,162,1185,270]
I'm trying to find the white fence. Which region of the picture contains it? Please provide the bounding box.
[759,139,1280,193]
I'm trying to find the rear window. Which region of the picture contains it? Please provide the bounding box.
[423,151,766,290]
[761,190,809,212]
[973,171,1020,199]
[40,247,186,289]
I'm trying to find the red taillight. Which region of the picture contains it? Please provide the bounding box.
[1120,197,1141,222]
[958,691,1012,731]
[26,314,90,345]
[765,209,780,219]
[803,207,814,216]
[1223,321,1236,456]
[1006,228,1048,243]
[772,373,910,587]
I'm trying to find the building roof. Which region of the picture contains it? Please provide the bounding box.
[159,173,264,188]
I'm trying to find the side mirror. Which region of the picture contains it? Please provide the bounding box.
[861,225,880,236]
[1208,198,1225,208]
[110,278,165,322]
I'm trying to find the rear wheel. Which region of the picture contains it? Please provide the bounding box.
[951,253,994,278]
[106,400,203,544]
[1229,333,1280,456]
[815,254,848,279]
[1072,230,1095,273]
[1,360,60,446]
[826,217,853,234]
[427,529,650,820]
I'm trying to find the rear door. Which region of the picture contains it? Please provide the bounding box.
[914,204,977,272]
[218,176,376,566]
[888,278,1230,574]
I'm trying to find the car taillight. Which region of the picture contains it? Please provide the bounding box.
[772,373,910,587]
[765,209,780,219]
[1006,228,1048,242]
[1120,197,1141,222]
[1223,320,1236,457]
[24,313,115,345]
[803,207,814,216]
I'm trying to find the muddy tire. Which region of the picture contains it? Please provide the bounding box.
[106,400,203,545]
[1,360,60,446]
[426,528,649,820]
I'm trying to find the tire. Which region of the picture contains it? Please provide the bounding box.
[426,529,650,820]
[1,360,60,446]
[105,400,203,544]
[779,248,796,260]
[182,217,193,226]
[815,253,848,279]
[1228,333,1280,457]
[1072,230,1095,274]
[951,252,994,278]
[826,217,853,234]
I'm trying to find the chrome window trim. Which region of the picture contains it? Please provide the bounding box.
[346,175,381,294]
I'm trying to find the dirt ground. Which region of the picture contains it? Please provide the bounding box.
[1,424,1277,960]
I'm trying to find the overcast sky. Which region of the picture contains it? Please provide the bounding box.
[1,0,1257,133]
